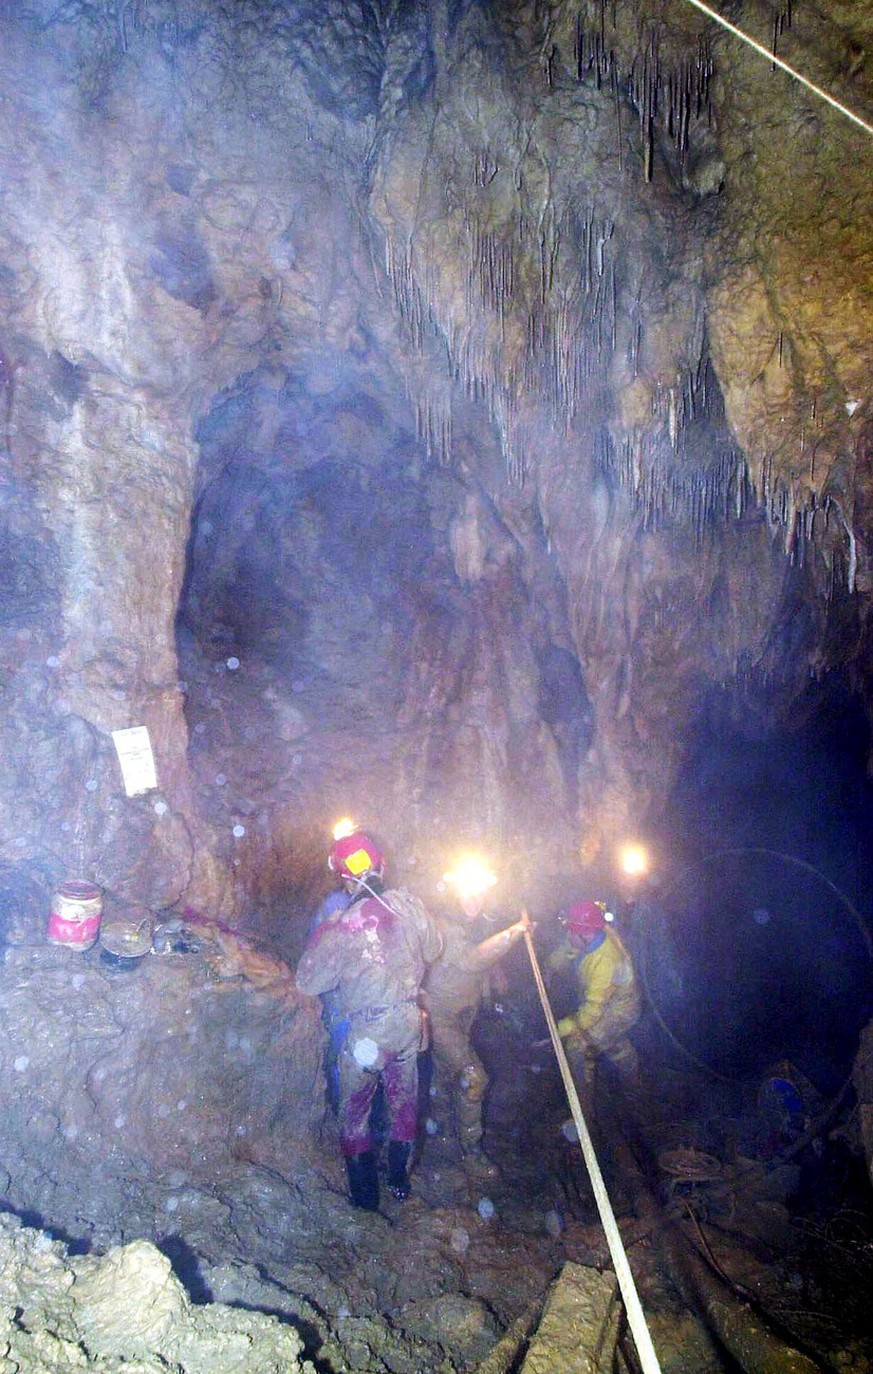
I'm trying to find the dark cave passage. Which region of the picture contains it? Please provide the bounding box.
[173,360,592,936]
[641,680,873,1091]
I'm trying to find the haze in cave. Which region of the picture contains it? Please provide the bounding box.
[0,1,872,1370]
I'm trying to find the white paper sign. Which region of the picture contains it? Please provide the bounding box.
[111,726,158,797]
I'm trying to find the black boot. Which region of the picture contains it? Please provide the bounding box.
[386,1140,412,1200]
[346,1151,379,1211]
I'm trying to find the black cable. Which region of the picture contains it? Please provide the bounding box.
[638,846,872,1114]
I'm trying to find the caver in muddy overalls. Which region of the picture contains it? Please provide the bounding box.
[296,832,443,1210]
[548,899,641,1097]
[424,882,533,1177]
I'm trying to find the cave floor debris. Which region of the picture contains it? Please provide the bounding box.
[2,934,872,1373]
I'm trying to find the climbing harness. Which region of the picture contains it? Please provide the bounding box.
[522,927,664,1374]
[350,997,419,1023]
[681,0,873,139]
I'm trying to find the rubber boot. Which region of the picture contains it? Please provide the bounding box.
[386,1140,412,1200]
[346,1151,379,1211]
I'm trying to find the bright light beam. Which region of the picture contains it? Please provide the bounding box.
[443,854,498,906]
[619,843,650,878]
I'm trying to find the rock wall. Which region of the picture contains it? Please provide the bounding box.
[0,0,870,918]
[0,940,324,1249]
[0,1215,312,1373]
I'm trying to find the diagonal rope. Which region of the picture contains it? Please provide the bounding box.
[522,926,664,1374]
[681,0,873,138]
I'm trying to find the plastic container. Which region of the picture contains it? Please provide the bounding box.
[47,881,103,951]
[99,918,153,972]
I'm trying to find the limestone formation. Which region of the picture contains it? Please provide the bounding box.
[0,7,871,1361]
[0,0,869,913]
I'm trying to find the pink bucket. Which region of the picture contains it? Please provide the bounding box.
[48,881,103,951]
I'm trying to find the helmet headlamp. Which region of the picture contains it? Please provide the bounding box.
[443,854,497,908]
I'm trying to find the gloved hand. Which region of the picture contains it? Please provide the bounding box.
[556,1016,576,1038]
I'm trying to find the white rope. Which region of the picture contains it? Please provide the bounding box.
[522,929,664,1374]
[681,0,873,138]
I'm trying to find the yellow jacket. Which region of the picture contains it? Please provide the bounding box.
[553,928,641,1040]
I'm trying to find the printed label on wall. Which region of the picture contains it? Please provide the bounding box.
[111,726,158,796]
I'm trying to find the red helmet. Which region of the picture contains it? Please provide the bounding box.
[565,900,606,939]
[328,831,383,881]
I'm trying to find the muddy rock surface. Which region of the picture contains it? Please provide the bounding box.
[1,927,870,1373]
[0,1215,313,1373]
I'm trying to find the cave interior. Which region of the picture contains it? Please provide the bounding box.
[1,1,873,1371]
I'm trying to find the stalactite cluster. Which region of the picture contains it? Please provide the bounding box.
[607,428,747,538]
[771,0,794,59]
[374,2,729,525]
[383,192,622,477]
[373,0,869,601]
[575,13,714,178]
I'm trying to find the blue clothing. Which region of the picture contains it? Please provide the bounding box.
[310,890,353,1025]
[309,888,353,1109]
[311,889,352,931]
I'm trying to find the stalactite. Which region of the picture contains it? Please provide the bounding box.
[384,234,436,352]
[629,311,642,378]
[413,391,453,467]
[575,15,712,177]
[497,404,529,486]
[760,452,773,509]
[593,424,614,478]
[385,155,624,485]
[610,262,617,352]
[824,497,857,594]
[472,148,499,187]
[771,1,793,65]
[664,36,714,159]
[734,461,746,518]
[610,417,751,543]
[668,387,678,449]
[676,354,724,435]
[538,208,560,305]
[809,437,822,486]
[582,207,593,294]
[574,8,616,88]
[629,30,660,182]
[470,222,515,319]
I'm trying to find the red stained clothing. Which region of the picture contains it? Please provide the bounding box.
[296,887,442,1156]
[297,888,441,1013]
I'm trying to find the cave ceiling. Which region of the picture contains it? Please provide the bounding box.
[0,0,871,918]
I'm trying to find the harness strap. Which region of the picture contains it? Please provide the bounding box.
[350,996,418,1023]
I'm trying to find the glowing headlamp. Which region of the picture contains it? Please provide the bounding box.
[332,817,358,841]
[618,843,649,878]
[443,854,498,906]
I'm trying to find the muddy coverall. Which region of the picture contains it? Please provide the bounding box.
[549,927,641,1086]
[296,887,442,1158]
[424,914,527,1154]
